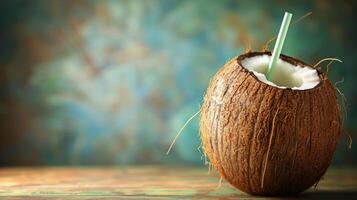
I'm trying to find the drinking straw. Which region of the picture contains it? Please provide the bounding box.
[266,12,293,81]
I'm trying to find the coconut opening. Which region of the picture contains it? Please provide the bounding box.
[241,55,320,90]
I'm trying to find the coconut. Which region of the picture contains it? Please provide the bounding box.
[200,51,342,196]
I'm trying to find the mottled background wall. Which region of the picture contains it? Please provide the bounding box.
[0,0,356,166]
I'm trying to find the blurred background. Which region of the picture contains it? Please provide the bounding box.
[0,0,356,166]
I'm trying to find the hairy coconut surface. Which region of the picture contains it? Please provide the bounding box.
[200,51,341,196]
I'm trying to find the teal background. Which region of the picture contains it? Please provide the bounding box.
[0,0,356,165]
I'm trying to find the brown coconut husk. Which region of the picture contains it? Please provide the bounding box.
[165,50,347,195]
[200,51,342,196]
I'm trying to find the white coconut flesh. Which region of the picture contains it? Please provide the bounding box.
[241,55,320,90]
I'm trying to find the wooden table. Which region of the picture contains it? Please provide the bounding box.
[0,166,356,199]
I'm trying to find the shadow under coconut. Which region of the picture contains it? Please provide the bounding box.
[216,190,357,200]
[297,190,357,200]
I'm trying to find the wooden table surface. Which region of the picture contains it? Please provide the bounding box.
[0,166,356,199]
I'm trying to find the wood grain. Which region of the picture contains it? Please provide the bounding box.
[0,166,356,199]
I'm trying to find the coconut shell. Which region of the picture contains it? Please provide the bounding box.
[200,52,342,196]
